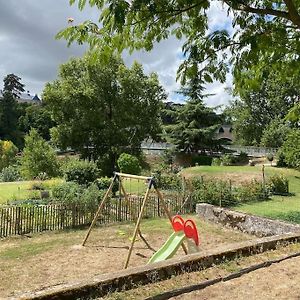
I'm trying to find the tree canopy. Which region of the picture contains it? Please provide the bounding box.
[3,74,25,98]
[43,51,165,174]
[229,59,299,146]
[58,0,300,88]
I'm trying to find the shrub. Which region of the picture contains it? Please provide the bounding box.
[191,155,212,166]
[267,174,289,195]
[117,153,141,175]
[238,151,249,163]
[0,165,22,182]
[152,170,182,190]
[220,154,235,166]
[267,153,274,163]
[96,176,118,194]
[20,129,60,179]
[236,180,267,203]
[52,182,103,208]
[162,148,176,165]
[192,179,236,207]
[0,140,18,171]
[62,159,100,186]
[211,157,222,166]
[276,149,287,167]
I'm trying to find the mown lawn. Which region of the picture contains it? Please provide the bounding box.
[0,179,63,204]
[182,165,300,224]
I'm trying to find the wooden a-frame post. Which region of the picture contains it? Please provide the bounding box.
[81,172,187,269]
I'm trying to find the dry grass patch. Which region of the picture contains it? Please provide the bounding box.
[0,215,253,298]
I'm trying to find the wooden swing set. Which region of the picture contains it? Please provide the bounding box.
[82,172,187,269]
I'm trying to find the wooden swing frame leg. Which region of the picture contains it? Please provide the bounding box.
[119,179,156,253]
[124,179,153,269]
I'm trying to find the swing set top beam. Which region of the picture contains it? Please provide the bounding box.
[114,172,153,181]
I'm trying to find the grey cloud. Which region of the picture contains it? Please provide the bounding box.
[0,0,231,106]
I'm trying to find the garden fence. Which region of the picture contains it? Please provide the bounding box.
[0,195,194,238]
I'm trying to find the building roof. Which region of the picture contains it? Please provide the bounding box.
[0,90,41,104]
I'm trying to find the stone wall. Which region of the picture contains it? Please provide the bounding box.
[196,203,300,237]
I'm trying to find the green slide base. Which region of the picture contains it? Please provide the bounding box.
[148,231,185,264]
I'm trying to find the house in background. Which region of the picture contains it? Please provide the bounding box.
[215,125,234,143]
[0,90,41,104]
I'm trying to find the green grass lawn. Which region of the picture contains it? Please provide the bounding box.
[0,179,63,204]
[182,165,300,224]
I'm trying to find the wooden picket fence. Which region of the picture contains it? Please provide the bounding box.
[0,195,194,238]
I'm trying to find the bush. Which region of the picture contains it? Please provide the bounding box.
[96,176,118,194]
[276,149,287,167]
[192,179,236,207]
[189,177,269,206]
[191,155,212,166]
[62,159,100,186]
[236,180,267,203]
[267,153,274,163]
[117,153,141,175]
[220,154,235,166]
[0,140,18,171]
[211,157,222,166]
[52,182,103,208]
[238,151,249,163]
[162,148,176,165]
[267,174,289,195]
[152,170,182,190]
[0,165,22,182]
[20,129,60,179]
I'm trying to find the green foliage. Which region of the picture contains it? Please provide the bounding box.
[286,102,300,125]
[189,176,268,206]
[192,155,213,166]
[235,180,267,203]
[192,179,236,207]
[52,181,102,208]
[163,97,221,152]
[18,104,56,141]
[260,118,291,148]
[161,148,176,165]
[0,165,22,182]
[278,130,300,169]
[238,152,248,163]
[232,64,299,146]
[276,148,287,167]
[3,74,25,98]
[266,153,274,162]
[20,129,60,179]
[0,92,21,147]
[267,174,289,195]
[153,171,182,191]
[211,157,222,166]
[43,52,165,175]
[0,140,18,170]
[117,153,141,175]
[62,158,100,185]
[95,176,118,194]
[58,0,300,95]
[220,154,234,166]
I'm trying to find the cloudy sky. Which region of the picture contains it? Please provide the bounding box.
[0,0,233,108]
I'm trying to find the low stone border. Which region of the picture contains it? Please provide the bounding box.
[15,232,300,300]
[196,204,300,237]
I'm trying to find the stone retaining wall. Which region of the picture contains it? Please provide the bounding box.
[196,204,300,237]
